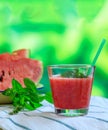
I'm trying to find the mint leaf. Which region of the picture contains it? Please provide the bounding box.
[24,78,39,103]
[2,88,12,96]
[24,78,37,93]
[12,79,22,91]
[61,69,87,78]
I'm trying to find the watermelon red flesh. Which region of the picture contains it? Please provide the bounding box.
[0,49,43,91]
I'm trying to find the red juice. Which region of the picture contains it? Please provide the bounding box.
[49,77,93,109]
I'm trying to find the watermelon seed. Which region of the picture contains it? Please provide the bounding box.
[0,70,5,82]
[0,76,3,82]
[8,71,11,75]
[2,70,4,76]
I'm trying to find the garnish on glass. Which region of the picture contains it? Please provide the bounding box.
[61,69,87,78]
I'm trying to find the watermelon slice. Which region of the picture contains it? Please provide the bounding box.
[0,49,43,91]
[12,49,30,59]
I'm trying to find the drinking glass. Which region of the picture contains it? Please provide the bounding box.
[48,64,95,116]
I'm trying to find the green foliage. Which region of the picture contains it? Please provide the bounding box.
[76,0,105,21]
[11,23,66,34]
[0,0,108,98]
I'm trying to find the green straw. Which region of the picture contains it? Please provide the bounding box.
[92,38,106,66]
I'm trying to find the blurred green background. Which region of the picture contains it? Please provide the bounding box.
[0,0,108,97]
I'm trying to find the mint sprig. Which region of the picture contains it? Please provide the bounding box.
[61,69,87,78]
[2,78,53,115]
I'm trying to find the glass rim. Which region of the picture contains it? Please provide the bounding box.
[48,64,95,68]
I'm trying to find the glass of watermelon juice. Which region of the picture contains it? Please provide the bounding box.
[48,64,95,116]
